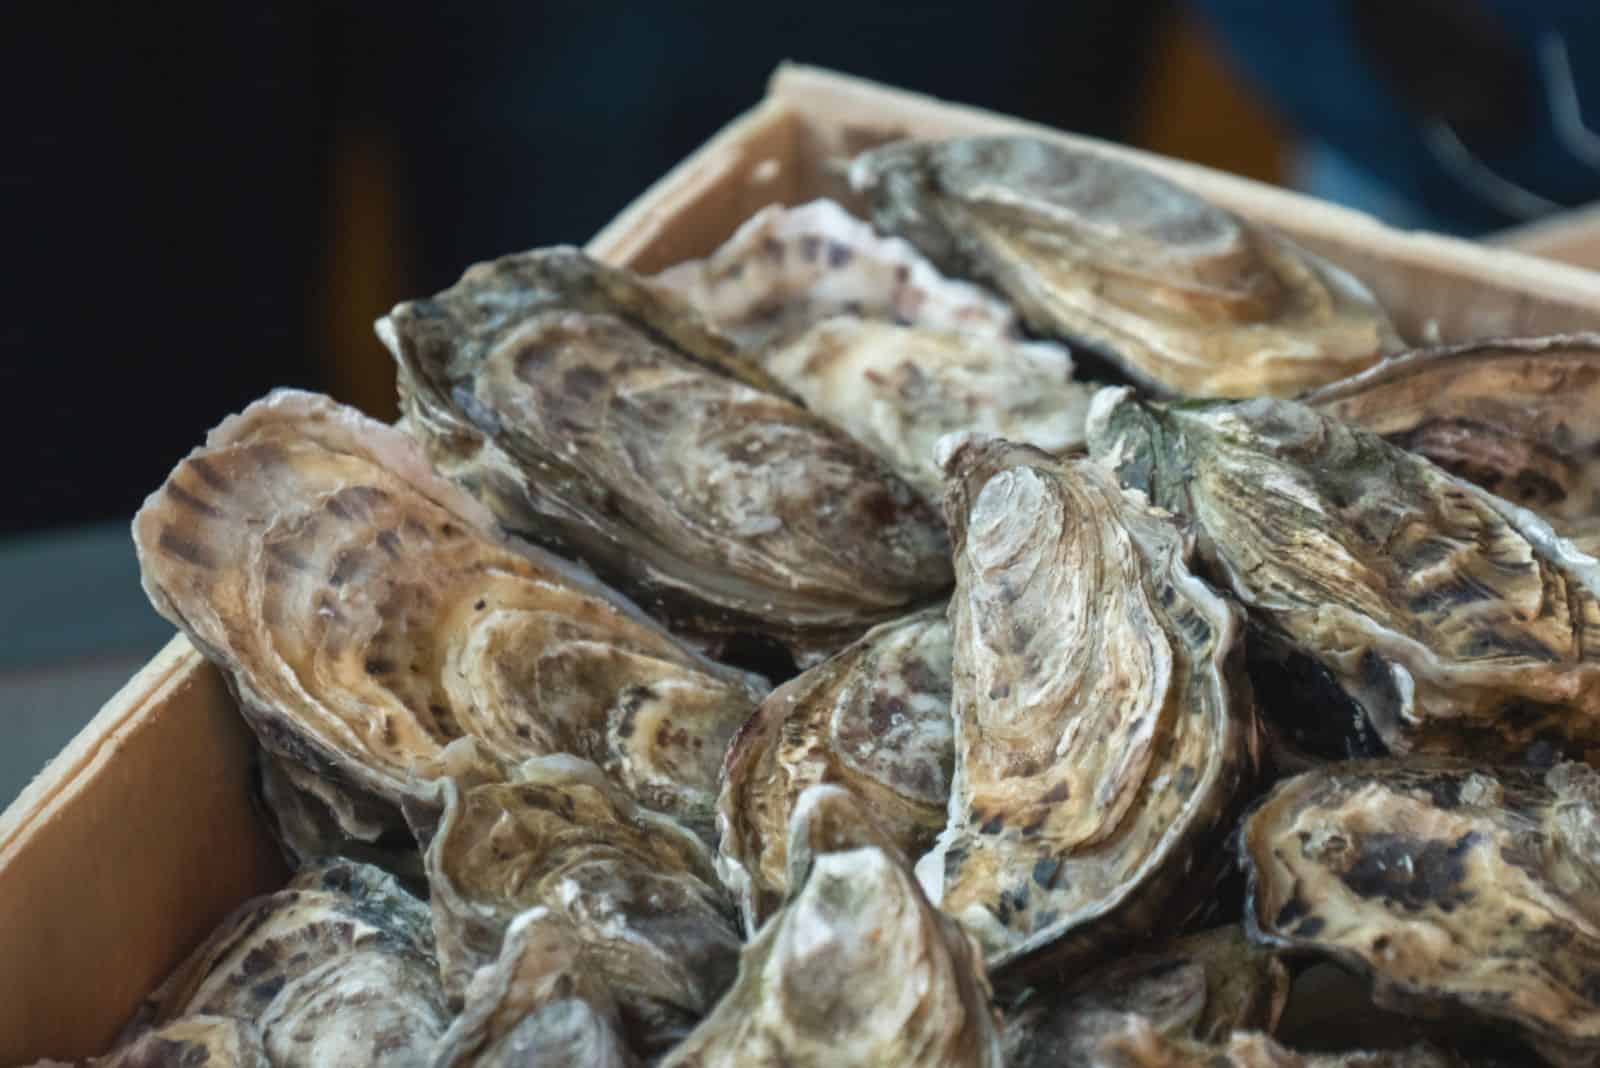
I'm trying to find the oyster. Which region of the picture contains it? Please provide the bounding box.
[660,845,1003,1067]
[422,754,740,1055]
[1241,759,1600,1067]
[433,907,637,1068]
[1305,334,1600,553]
[98,1017,269,1068]
[1003,926,1288,1067]
[133,390,765,837]
[651,198,1019,349]
[256,752,424,887]
[925,435,1257,970]
[1087,389,1600,763]
[717,606,953,929]
[850,136,1400,398]
[133,859,446,1065]
[1087,1017,1469,1068]
[378,247,952,658]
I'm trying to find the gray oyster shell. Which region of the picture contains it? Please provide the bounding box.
[421,754,740,1056]
[1242,759,1600,1068]
[97,1017,269,1068]
[924,435,1258,972]
[716,605,953,930]
[432,907,637,1068]
[850,137,1400,399]
[132,859,446,1067]
[377,246,952,658]
[1086,1018,1471,1068]
[1087,388,1600,764]
[256,752,424,888]
[1305,333,1600,556]
[132,390,765,839]
[660,844,1003,1067]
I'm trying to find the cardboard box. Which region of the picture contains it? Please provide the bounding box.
[7,64,1600,1064]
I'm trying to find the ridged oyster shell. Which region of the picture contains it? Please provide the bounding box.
[131,859,446,1066]
[255,752,423,886]
[132,390,764,838]
[420,754,740,1056]
[717,605,953,930]
[98,1017,269,1068]
[433,907,637,1068]
[378,247,952,658]
[1087,389,1600,764]
[851,136,1400,398]
[1086,1018,1470,1068]
[1306,333,1600,555]
[660,840,1003,1067]
[655,199,1094,501]
[925,435,1257,971]
[1242,759,1600,1067]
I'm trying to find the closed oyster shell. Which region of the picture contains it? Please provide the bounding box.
[660,845,1003,1067]
[422,754,740,1056]
[133,390,764,838]
[1087,388,1600,764]
[850,137,1400,398]
[925,436,1257,971]
[1242,759,1600,1068]
[717,605,953,929]
[98,1017,269,1068]
[1305,334,1600,553]
[1088,1017,1470,1068]
[133,859,446,1066]
[378,247,952,657]
[432,907,637,1068]
[256,752,424,888]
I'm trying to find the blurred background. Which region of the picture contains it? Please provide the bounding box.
[3,1,1598,806]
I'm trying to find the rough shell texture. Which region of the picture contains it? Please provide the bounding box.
[659,845,1004,1067]
[131,859,446,1067]
[923,436,1257,971]
[1087,1017,1469,1068]
[1242,758,1600,1067]
[1003,926,1288,1067]
[1087,388,1600,764]
[97,1017,269,1068]
[132,390,765,838]
[378,247,952,657]
[432,907,638,1068]
[1305,333,1600,553]
[256,752,424,888]
[421,754,740,1056]
[651,198,1019,350]
[851,136,1400,398]
[716,605,953,930]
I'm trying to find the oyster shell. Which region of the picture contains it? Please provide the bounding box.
[1086,389,1600,764]
[1242,758,1600,1067]
[659,845,1003,1067]
[134,859,446,1065]
[651,198,1019,350]
[378,247,952,658]
[133,390,765,837]
[1087,1017,1469,1068]
[422,754,740,1055]
[1305,334,1600,553]
[850,136,1400,398]
[98,1017,269,1068]
[925,435,1257,971]
[1003,926,1288,1067]
[256,752,424,887]
[717,605,953,929]
[433,907,637,1068]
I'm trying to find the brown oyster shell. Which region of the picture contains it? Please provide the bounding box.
[421,754,740,1056]
[1242,758,1600,1067]
[132,859,446,1065]
[432,907,638,1068]
[132,390,765,838]
[716,605,953,929]
[378,247,952,658]
[98,1017,269,1068]
[1087,388,1600,764]
[660,844,1003,1067]
[850,137,1400,398]
[255,752,424,887]
[1087,1017,1470,1068]
[925,435,1257,971]
[1305,333,1600,552]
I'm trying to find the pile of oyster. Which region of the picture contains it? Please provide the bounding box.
[98,134,1600,1067]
